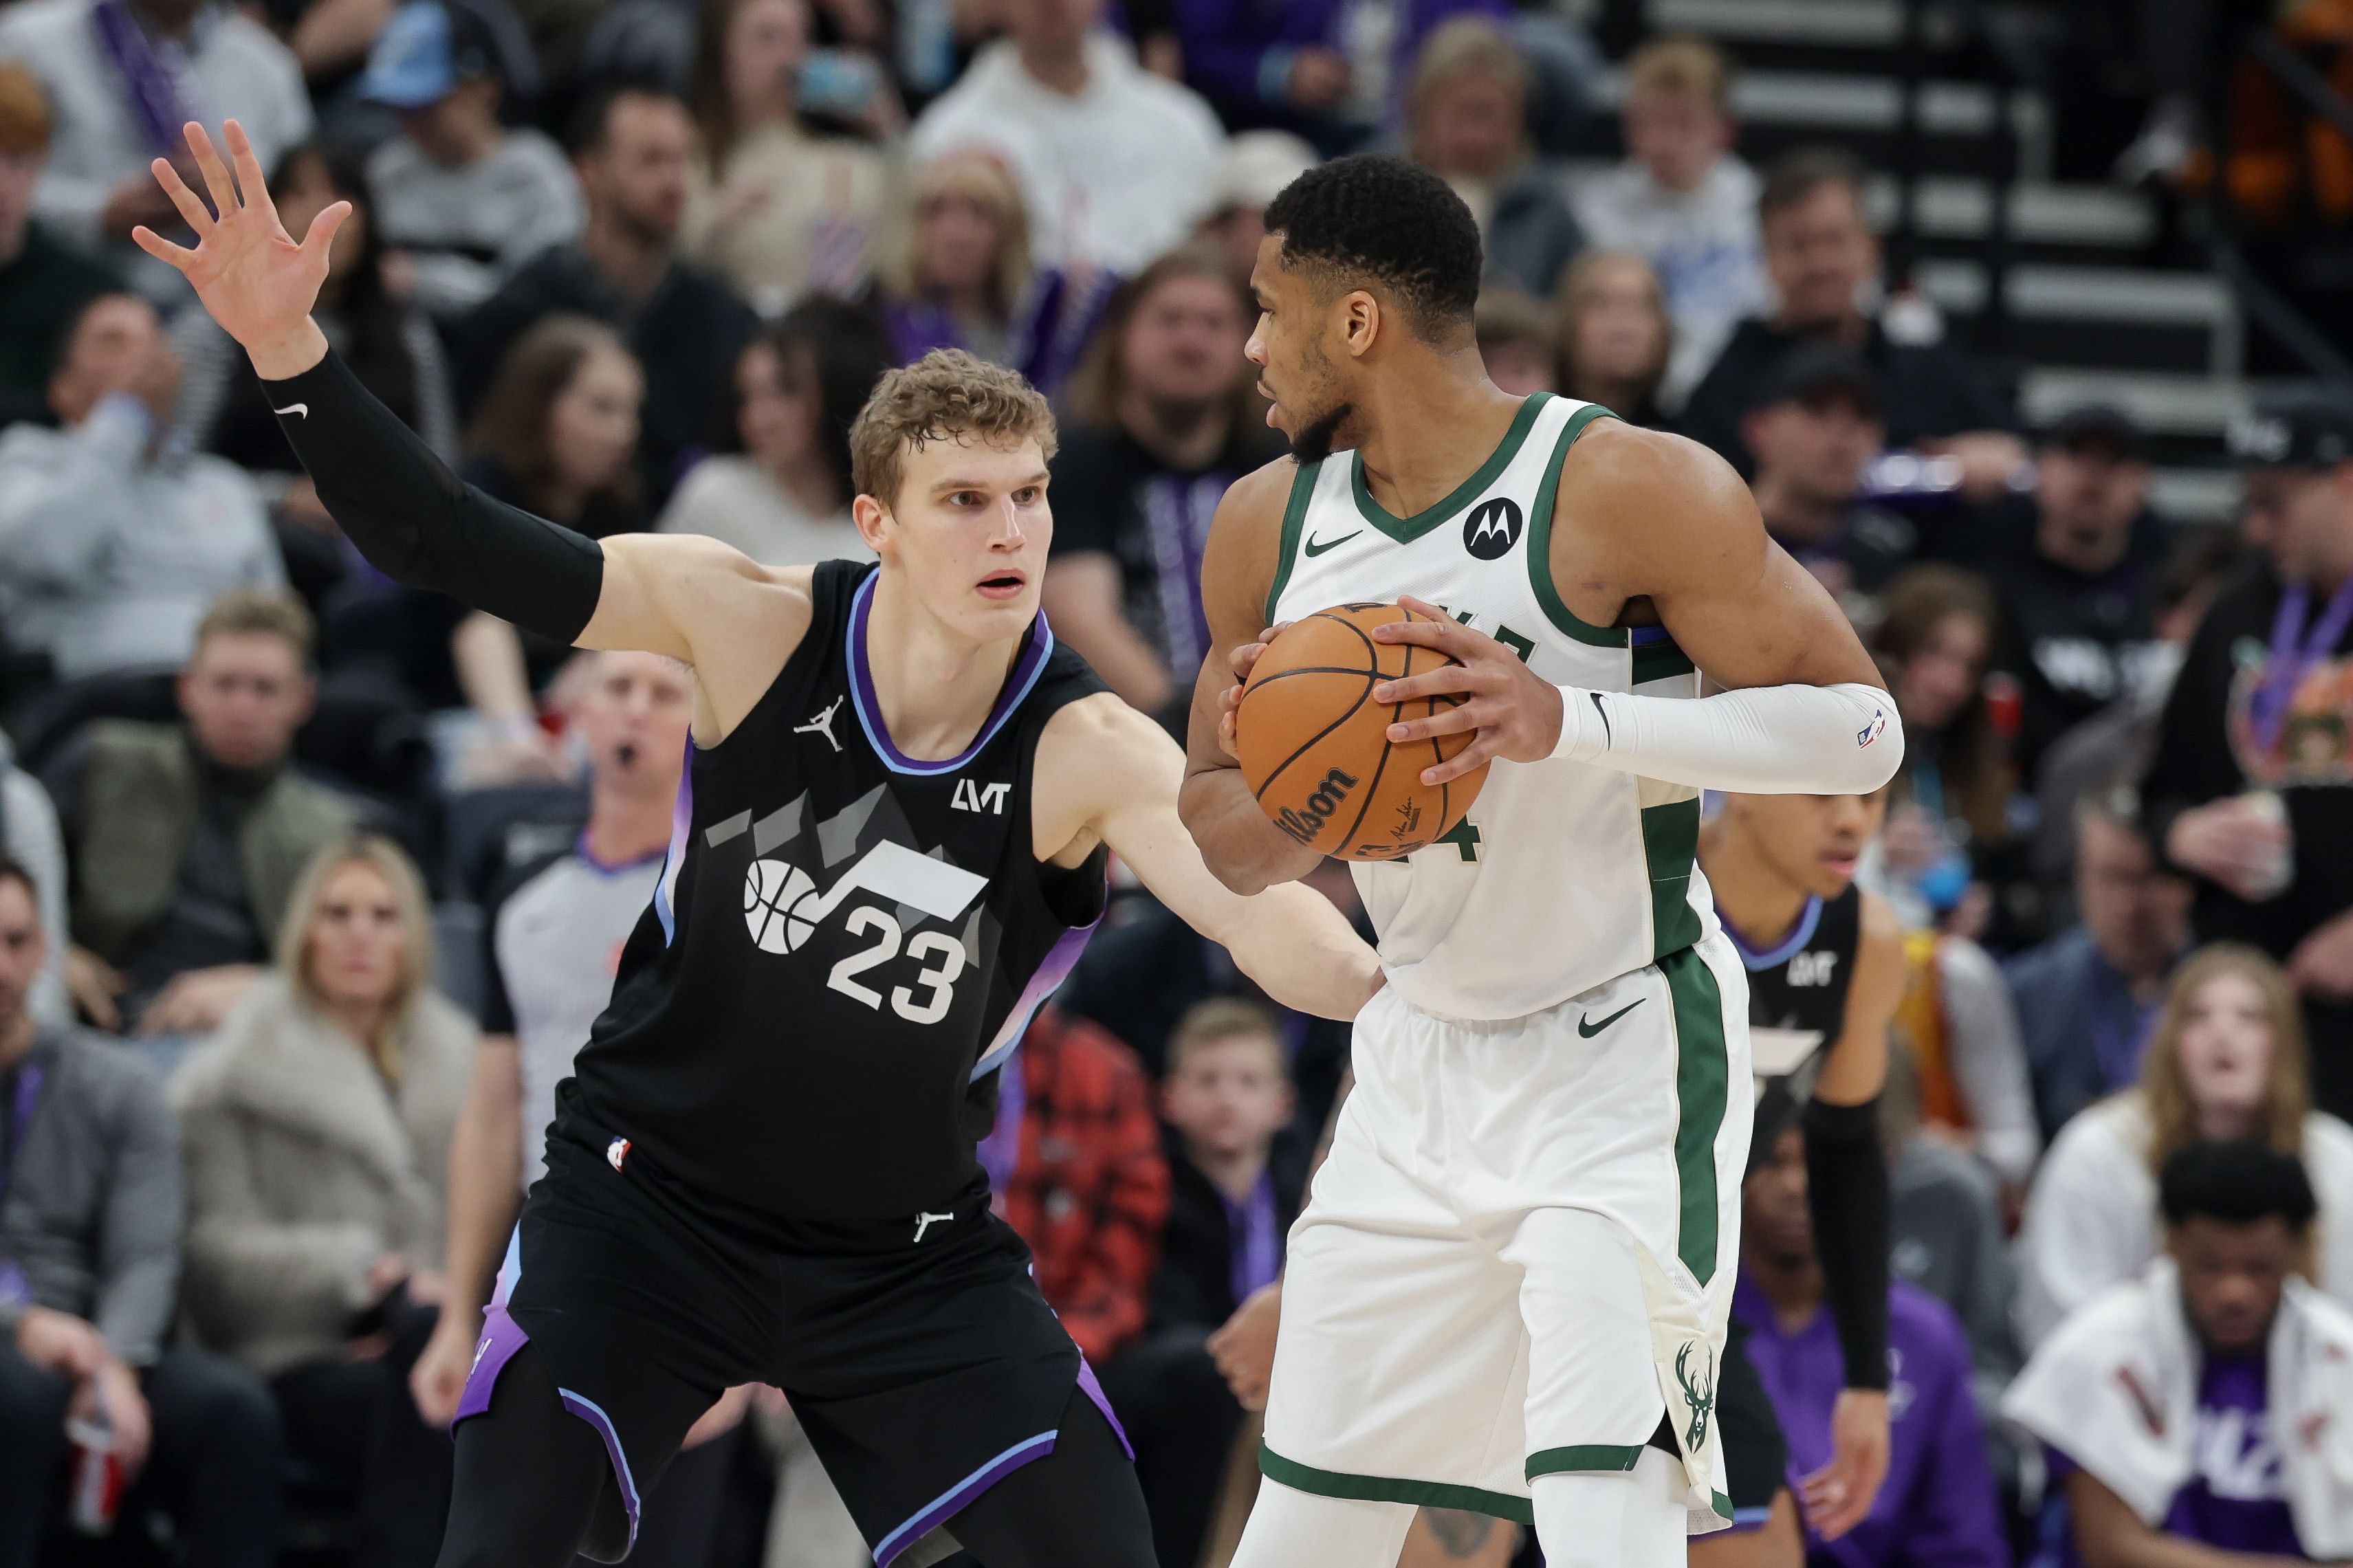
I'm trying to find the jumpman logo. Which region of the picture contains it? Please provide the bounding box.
[796,696,846,753]
[912,1211,955,1243]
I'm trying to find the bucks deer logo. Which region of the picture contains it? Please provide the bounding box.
[1674,1340,1717,1452]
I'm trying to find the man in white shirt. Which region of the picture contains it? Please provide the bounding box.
[0,291,282,681]
[359,1,584,324]
[1570,36,1764,408]
[0,0,308,302]
[908,0,1226,272]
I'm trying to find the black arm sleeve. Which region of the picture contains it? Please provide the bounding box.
[262,346,604,645]
[1803,1094,1890,1391]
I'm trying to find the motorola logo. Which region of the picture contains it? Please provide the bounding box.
[1463,497,1523,561]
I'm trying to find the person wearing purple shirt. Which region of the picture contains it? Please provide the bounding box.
[1737,1120,2011,1568]
[2037,1141,2327,1567]
[1169,0,1506,146]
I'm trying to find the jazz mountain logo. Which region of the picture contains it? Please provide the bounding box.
[742,840,986,954]
[1674,1340,1716,1452]
[1462,497,1523,561]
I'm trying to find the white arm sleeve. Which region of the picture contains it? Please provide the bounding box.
[1550,681,1904,795]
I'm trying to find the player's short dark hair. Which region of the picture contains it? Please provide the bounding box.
[1758,145,1867,228]
[0,854,38,912]
[2160,1140,2319,1230]
[1262,154,1482,340]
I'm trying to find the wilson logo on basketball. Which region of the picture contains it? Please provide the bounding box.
[1272,766,1360,846]
[1462,497,1523,560]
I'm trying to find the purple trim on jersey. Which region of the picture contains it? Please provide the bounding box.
[557,1388,644,1555]
[653,762,692,944]
[1075,1355,1135,1459]
[970,918,1100,1081]
[1628,624,1675,646]
[844,572,1055,777]
[576,830,671,877]
[452,1230,529,1428]
[1723,896,1824,972]
[873,1429,1060,1567]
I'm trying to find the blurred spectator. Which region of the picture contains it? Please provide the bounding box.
[1882,1046,2020,1425]
[2006,795,2191,1145]
[875,149,1117,399]
[1170,0,1502,148]
[409,652,753,1567]
[1678,146,2018,492]
[1403,17,1579,300]
[1892,924,2041,1191]
[0,733,69,1031]
[1979,408,2167,782]
[657,297,893,563]
[41,590,355,1039]
[1737,1114,2011,1568]
[1551,250,1671,430]
[2032,531,2241,908]
[0,855,282,1568]
[1471,286,1554,398]
[0,62,118,430]
[978,1005,1169,1363]
[406,315,643,788]
[173,834,470,1568]
[1569,36,1764,409]
[454,82,754,509]
[1044,245,1276,720]
[1870,566,2015,929]
[0,0,309,302]
[680,0,894,313]
[1195,129,1315,278]
[172,142,459,517]
[2006,1140,2353,1567]
[1104,1000,1304,1568]
[0,291,283,684]
[1743,344,1914,609]
[2015,945,2353,1348]
[907,0,1227,272]
[2144,396,2353,1119]
[358,0,583,326]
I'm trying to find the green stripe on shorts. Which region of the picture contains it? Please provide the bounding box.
[1663,946,1729,1284]
[1259,1443,1536,1525]
[1641,799,1703,958]
[1525,1445,1643,1479]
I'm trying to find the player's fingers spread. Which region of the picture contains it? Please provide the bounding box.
[1420,738,1493,786]
[1386,703,1480,744]
[303,199,353,257]
[1372,666,1474,705]
[130,226,195,267]
[223,119,270,212]
[184,122,240,214]
[153,159,214,232]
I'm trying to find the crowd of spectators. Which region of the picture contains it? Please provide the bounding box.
[3,0,2353,1565]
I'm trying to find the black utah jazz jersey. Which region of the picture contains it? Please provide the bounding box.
[556,560,1108,1222]
[1728,883,1861,1103]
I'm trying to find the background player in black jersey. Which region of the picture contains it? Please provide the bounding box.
[133,121,1384,1568]
[1695,788,1907,1568]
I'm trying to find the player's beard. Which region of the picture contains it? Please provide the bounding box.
[1288,400,1354,466]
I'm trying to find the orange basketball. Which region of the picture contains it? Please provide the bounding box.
[1235,602,1489,861]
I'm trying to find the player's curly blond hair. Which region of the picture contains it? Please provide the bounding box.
[849,349,1057,510]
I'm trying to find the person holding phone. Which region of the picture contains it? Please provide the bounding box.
[681,0,896,311]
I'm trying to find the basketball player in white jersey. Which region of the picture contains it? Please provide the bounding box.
[1179,155,1907,1568]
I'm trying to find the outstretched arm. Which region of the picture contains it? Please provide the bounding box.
[132,121,796,725]
[1042,694,1381,1021]
[1177,461,1326,895]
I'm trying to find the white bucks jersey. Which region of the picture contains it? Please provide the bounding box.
[1267,393,1718,1021]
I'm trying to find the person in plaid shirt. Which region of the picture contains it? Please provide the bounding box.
[980,1005,1172,1362]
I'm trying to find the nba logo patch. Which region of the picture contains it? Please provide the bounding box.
[1857,709,1887,748]
[606,1137,631,1173]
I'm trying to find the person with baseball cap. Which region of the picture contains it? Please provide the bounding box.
[2143,392,2353,1117]
[359,0,581,324]
[1740,343,1917,614]
[1978,406,2168,781]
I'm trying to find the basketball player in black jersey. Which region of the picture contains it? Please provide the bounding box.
[133,122,1384,1568]
[1693,789,1906,1568]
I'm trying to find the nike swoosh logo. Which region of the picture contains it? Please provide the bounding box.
[1303,531,1360,557]
[273,403,308,419]
[1577,998,1644,1037]
[1588,690,1612,747]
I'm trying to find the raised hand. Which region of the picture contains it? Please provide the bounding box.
[129,119,348,379]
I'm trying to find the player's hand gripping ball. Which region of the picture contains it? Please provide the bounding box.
[1235,603,1489,860]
